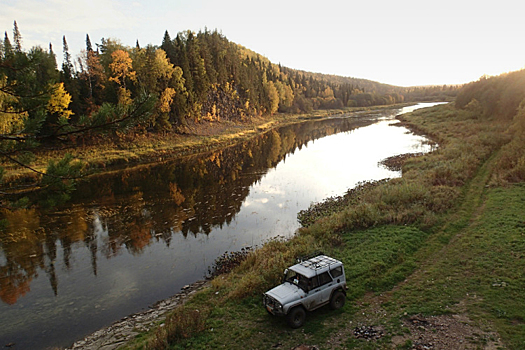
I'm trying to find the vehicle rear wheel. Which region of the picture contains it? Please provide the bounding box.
[330,290,346,310]
[286,306,306,328]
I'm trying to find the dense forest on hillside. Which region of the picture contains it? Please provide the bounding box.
[0,23,456,138]
[0,22,458,208]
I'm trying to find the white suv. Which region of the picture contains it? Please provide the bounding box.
[263,255,347,328]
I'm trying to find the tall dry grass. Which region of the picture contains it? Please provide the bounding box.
[147,306,210,350]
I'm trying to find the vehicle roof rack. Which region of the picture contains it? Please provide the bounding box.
[299,255,339,271]
[296,251,325,263]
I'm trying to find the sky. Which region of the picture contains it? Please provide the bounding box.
[1,0,524,87]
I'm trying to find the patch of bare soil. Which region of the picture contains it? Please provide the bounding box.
[392,314,502,350]
[321,293,502,350]
[324,294,389,349]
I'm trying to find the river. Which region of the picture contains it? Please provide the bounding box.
[0,103,439,349]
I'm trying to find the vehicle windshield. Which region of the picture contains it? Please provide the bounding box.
[284,269,308,291]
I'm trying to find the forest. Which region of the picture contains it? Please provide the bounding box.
[0,22,457,208]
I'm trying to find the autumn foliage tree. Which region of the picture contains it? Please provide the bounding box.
[0,23,155,209]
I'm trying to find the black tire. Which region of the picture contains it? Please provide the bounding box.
[286,306,306,328]
[330,290,346,310]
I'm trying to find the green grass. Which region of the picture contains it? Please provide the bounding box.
[339,226,430,300]
[390,184,525,348]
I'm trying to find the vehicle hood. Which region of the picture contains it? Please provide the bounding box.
[265,283,305,305]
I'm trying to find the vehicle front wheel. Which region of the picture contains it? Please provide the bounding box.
[330,290,346,310]
[286,306,306,328]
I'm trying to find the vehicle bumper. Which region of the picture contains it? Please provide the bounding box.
[263,294,285,315]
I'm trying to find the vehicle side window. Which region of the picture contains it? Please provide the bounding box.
[318,272,332,286]
[309,276,319,290]
[330,266,343,278]
[298,274,308,291]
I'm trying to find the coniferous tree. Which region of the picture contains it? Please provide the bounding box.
[86,34,93,53]
[62,36,73,81]
[13,21,22,52]
[175,33,194,107]
[3,32,13,59]
[161,30,177,64]
[162,30,171,47]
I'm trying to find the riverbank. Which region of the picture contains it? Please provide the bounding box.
[115,101,525,349]
[66,280,209,350]
[1,104,412,189]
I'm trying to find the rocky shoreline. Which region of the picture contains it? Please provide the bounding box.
[66,280,209,350]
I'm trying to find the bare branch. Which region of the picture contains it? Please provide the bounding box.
[0,152,48,177]
[46,96,153,139]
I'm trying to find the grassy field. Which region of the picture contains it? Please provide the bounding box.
[120,101,525,349]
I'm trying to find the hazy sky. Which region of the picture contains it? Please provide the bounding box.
[1,0,524,87]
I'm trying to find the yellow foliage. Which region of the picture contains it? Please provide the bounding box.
[274,81,294,108]
[117,87,133,106]
[1,208,41,239]
[0,78,27,133]
[169,182,186,205]
[109,49,136,86]
[321,86,334,99]
[152,49,175,82]
[159,87,176,113]
[47,82,73,120]
[266,81,279,115]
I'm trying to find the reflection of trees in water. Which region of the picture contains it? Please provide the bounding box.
[0,209,42,305]
[0,116,372,303]
[0,208,93,304]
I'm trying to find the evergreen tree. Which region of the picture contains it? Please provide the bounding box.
[62,36,73,81]
[161,30,177,65]
[175,33,193,99]
[3,32,13,59]
[13,21,22,52]
[86,34,93,52]
[162,30,171,46]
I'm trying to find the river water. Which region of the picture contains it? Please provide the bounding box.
[0,103,438,349]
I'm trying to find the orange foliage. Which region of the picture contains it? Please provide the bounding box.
[0,273,31,305]
[109,49,136,87]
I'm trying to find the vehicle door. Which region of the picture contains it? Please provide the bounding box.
[315,271,334,305]
[302,275,319,310]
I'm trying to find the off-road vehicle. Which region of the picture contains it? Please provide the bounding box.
[262,254,347,328]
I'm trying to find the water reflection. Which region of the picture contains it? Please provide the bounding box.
[0,104,437,349]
